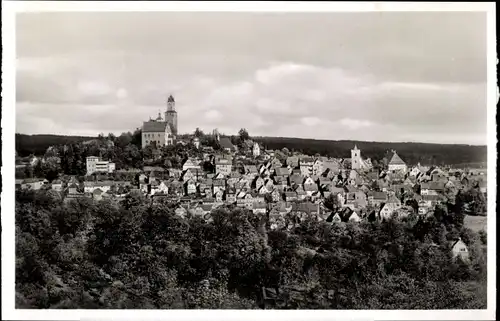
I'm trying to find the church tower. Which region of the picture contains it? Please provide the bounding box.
[165,95,178,136]
[351,144,362,170]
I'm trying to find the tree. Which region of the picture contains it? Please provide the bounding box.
[194,128,204,138]
[15,182,487,310]
[116,132,133,148]
[131,129,142,148]
[238,128,250,142]
[323,194,341,212]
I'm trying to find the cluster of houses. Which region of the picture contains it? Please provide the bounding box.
[16,139,487,236]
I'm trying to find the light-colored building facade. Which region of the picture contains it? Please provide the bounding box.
[215,158,232,176]
[86,156,116,175]
[253,143,261,157]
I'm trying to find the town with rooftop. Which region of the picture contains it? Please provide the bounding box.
[14,93,489,309]
[16,95,487,258]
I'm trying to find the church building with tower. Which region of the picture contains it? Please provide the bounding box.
[141,95,178,149]
[351,145,372,170]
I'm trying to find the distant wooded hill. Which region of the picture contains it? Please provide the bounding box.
[16,134,95,157]
[252,136,487,167]
[15,133,487,167]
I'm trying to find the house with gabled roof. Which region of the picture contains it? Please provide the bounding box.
[327,207,360,223]
[243,164,259,176]
[451,238,469,261]
[264,178,275,190]
[214,190,224,202]
[273,175,288,189]
[258,185,271,195]
[270,188,282,202]
[252,202,267,215]
[252,176,265,190]
[388,151,408,173]
[303,176,316,188]
[284,191,298,202]
[379,195,402,220]
[175,204,189,218]
[368,191,388,206]
[299,157,314,177]
[289,174,303,187]
[215,158,232,177]
[224,188,236,204]
[304,179,319,196]
[182,158,201,171]
[229,170,242,179]
[269,157,283,169]
[291,202,319,217]
[22,178,47,190]
[212,178,226,194]
[274,167,290,178]
[184,179,197,195]
[180,169,195,182]
[258,164,271,177]
[286,156,299,168]
[318,178,333,192]
[312,158,325,176]
[295,189,306,201]
[219,137,237,152]
[51,179,64,192]
[420,181,445,195]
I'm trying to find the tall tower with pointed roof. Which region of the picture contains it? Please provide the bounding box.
[351,144,362,170]
[165,95,178,136]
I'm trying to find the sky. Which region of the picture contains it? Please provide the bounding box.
[16,11,487,145]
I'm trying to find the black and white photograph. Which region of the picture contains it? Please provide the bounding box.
[2,1,496,320]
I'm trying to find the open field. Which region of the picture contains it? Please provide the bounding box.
[464,215,487,232]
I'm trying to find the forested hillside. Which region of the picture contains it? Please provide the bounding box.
[16,134,95,157]
[253,137,487,167]
[16,190,487,309]
[16,133,487,167]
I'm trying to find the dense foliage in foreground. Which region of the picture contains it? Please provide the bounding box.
[16,190,487,309]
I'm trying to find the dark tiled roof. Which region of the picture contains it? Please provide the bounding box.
[219,137,234,149]
[372,191,388,200]
[143,120,170,133]
[389,152,406,165]
[275,168,289,176]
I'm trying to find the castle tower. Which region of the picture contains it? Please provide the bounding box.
[351,144,362,170]
[165,95,178,136]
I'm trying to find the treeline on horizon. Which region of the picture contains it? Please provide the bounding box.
[16,134,95,157]
[16,133,487,167]
[253,136,487,167]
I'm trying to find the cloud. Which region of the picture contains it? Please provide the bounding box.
[15,12,487,145]
[339,118,373,130]
[301,117,322,127]
[204,109,223,122]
